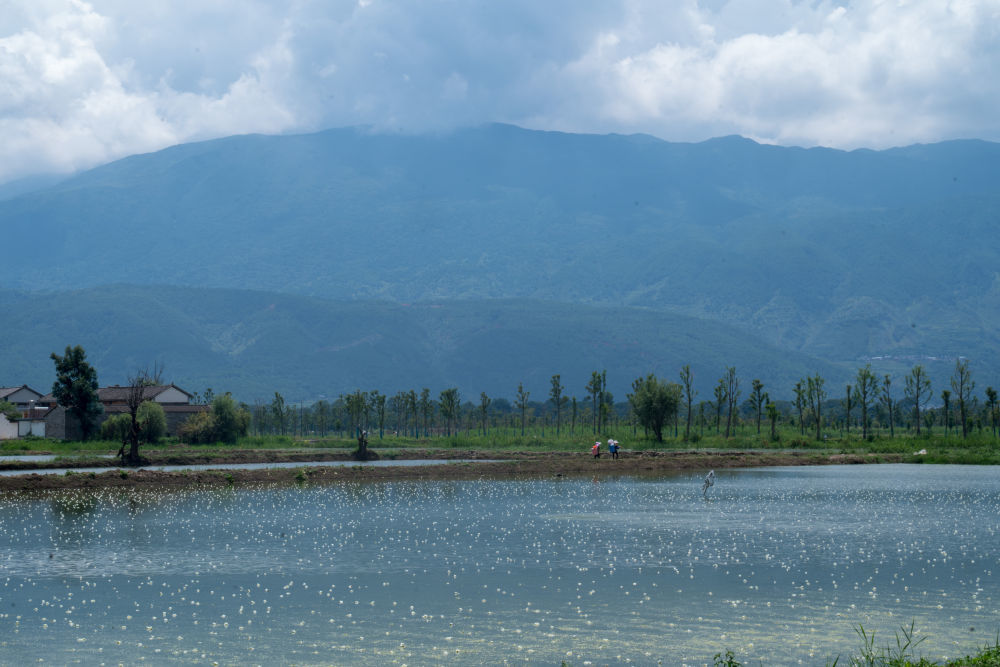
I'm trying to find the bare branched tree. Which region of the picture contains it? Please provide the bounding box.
[118,363,163,466]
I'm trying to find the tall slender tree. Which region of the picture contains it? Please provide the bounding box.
[843,384,853,435]
[724,367,741,438]
[880,374,895,438]
[406,390,419,437]
[951,359,975,438]
[549,374,567,436]
[586,372,603,434]
[985,387,998,438]
[941,389,952,436]
[905,365,932,435]
[713,378,727,434]
[750,378,765,435]
[807,374,826,441]
[272,392,289,435]
[119,364,163,466]
[370,390,387,439]
[766,401,779,440]
[853,365,878,440]
[793,381,806,436]
[419,388,433,437]
[515,383,530,436]
[439,388,460,436]
[479,392,491,436]
[679,365,696,441]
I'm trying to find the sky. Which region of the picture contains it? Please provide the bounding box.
[2,0,999,184]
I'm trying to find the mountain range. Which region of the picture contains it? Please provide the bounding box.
[2,124,997,400]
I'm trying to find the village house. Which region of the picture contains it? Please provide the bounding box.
[0,383,210,440]
[0,385,47,438]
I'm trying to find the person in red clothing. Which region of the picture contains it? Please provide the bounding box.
[591,441,600,458]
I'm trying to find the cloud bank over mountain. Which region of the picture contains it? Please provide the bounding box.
[3,0,999,182]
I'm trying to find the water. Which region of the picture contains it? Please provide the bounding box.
[0,464,997,665]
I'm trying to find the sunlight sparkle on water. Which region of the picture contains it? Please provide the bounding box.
[0,464,997,664]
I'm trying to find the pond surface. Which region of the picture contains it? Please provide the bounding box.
[1,464,997,665]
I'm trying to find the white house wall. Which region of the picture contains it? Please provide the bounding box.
[0,415,17,440]
[155,387,190,404]
[17,420,45,438]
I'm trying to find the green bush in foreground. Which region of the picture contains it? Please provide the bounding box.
[714,623,1000,667]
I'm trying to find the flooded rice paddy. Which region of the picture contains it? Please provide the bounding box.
[1,464,998,665]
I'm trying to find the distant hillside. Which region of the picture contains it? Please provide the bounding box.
[0,285,847,403]
[1,125,998,370]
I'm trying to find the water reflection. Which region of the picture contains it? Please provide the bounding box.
[0,465,997,664]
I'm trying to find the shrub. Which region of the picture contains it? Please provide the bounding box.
[101,414,132,442]
[137,401,167,443]
[178,410,217,444]
[178,394,250,444]
[211,394,249,444]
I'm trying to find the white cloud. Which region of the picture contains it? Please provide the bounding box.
[1,0,999,183]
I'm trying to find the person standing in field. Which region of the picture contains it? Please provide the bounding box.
[609,439,619,460]
[592,441,600,458]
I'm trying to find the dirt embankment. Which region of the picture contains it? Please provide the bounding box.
[0,449,899,491]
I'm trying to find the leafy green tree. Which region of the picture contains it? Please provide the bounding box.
[904,365,932,435]
[515,383,530,436]
[628,374,680,443]
[0,400,20,422]
[951,359,975,438]
[50,344,102,440]
[679,365,696,441]
[212,393,248,444]
[853,365,878,440]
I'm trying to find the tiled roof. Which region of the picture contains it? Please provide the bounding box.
[0,385,43,400]
[103,404,209,414]
[97,384,193,402]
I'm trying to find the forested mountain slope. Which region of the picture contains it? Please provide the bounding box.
[0,286,844,403]
[1,124,998,371]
